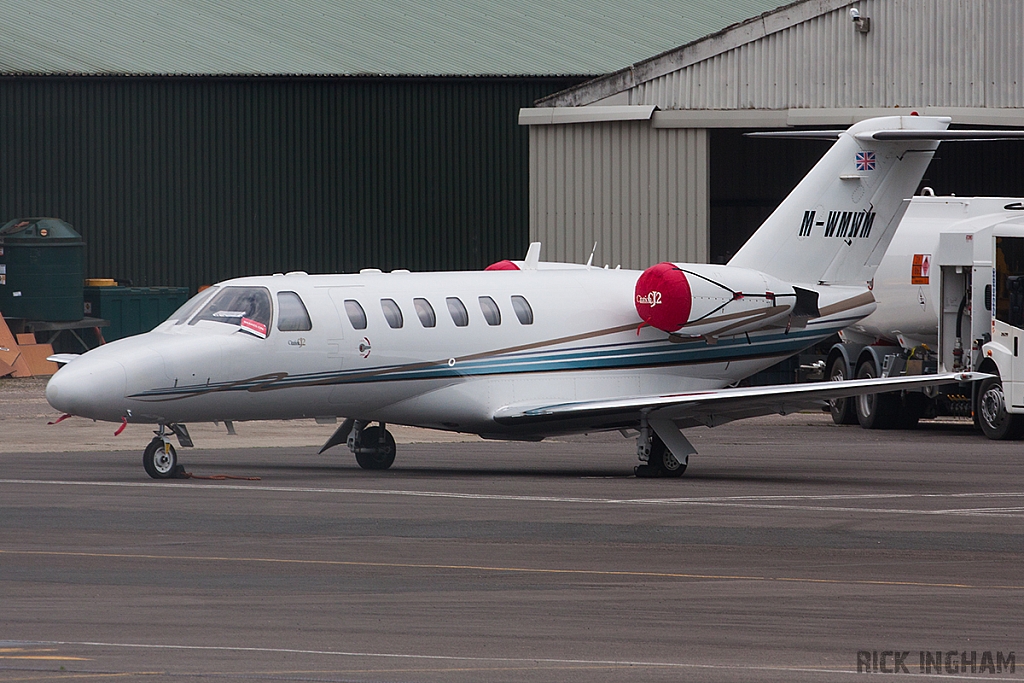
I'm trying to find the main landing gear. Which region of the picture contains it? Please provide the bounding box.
[633,419,689,478]
[142,423,193,479]
[319,419,397,470]
[351,422,397,470]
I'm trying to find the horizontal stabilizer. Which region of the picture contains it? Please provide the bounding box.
[859,130,1024,141]
[747,129,1024,142]
[745,130,844,140]
[494,372,990,431]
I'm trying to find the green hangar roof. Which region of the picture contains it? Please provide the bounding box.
[0,0,788,76]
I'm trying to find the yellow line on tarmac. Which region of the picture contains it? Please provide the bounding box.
[0,656,91,660]
[0,674,160,681]
[1,548,1020,591]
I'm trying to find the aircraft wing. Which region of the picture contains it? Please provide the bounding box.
[492,372,988,432]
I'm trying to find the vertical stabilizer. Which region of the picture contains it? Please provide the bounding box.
[728,116,949,285]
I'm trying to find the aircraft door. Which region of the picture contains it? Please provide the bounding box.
[267,290,320,376]
[993,236,1024,407]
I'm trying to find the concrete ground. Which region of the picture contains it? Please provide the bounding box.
[1,377,1021,682]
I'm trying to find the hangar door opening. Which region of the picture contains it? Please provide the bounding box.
[709,129,1024,266]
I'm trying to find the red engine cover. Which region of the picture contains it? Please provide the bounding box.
[484,260,520,271]
[634,262,692,332]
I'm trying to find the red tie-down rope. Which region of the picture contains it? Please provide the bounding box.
[176,471,261,481]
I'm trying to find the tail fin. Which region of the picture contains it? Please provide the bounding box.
[728,116,949,285]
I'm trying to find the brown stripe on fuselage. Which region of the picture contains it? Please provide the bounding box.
[816,290,875,318]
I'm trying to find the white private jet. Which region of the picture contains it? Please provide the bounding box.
[46,116,1008,479]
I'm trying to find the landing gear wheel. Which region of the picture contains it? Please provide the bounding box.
[855,358,897,429]
[634,435,687,478]
[827,355,858,425]
[976,376,1024,440]
[143,438,178,479]
[355,426,396,470]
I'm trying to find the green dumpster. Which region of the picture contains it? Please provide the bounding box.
[84,286,190,341]
[0,217,85,321]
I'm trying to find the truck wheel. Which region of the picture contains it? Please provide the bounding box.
[894,393,926,430]
[827,355,858,425]
[976,376,1024,440]
[855,358,897,429]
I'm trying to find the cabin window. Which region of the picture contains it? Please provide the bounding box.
[414,298,436,327]
[511,295,534,325]
[344,300,367,330]
[446,297,469,327]
[478,296,501,325]
[190,286,272,336]
[277,291,312,331]
[169,286,218,325]
[381,298,404,329]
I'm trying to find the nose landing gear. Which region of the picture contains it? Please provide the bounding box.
[142,423,192,479]
[143,437,178,479]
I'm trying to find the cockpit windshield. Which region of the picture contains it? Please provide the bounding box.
[189,286,273,336]
[996,237,1024,329]
[167,287,219,325]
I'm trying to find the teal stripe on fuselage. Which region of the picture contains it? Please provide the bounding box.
[352,328,820,382]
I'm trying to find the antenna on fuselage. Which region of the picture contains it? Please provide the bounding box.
[585,242,598,269]
[523,242,541,270]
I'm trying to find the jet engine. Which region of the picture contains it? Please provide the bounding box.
[635,262,810,339]
[634,262,693,332]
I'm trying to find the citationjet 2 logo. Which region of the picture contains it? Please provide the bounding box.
[636,291,663,307]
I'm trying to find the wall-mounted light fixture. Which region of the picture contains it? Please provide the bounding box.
[850,7,871,33]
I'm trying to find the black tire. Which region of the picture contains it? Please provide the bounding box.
[827,355,858,425]
[894,393,925,430]
[355,426,396,470]
[646,435,687,478]
[143,438,178,479]
[976,376,1024,440]
[855,358,898,429]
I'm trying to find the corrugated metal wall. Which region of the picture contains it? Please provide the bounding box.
[529,122,707,268]
[634,0,1024,110]
[0,75,581,294]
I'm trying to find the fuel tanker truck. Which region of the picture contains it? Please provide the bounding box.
[826,193,1024,438]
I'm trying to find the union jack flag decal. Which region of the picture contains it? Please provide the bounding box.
[855,151,876,171]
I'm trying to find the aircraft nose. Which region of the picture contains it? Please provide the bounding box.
[46,357,128,421]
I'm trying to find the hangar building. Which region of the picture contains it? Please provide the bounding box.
[522,0,1024,269]
[0,0,782,293]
